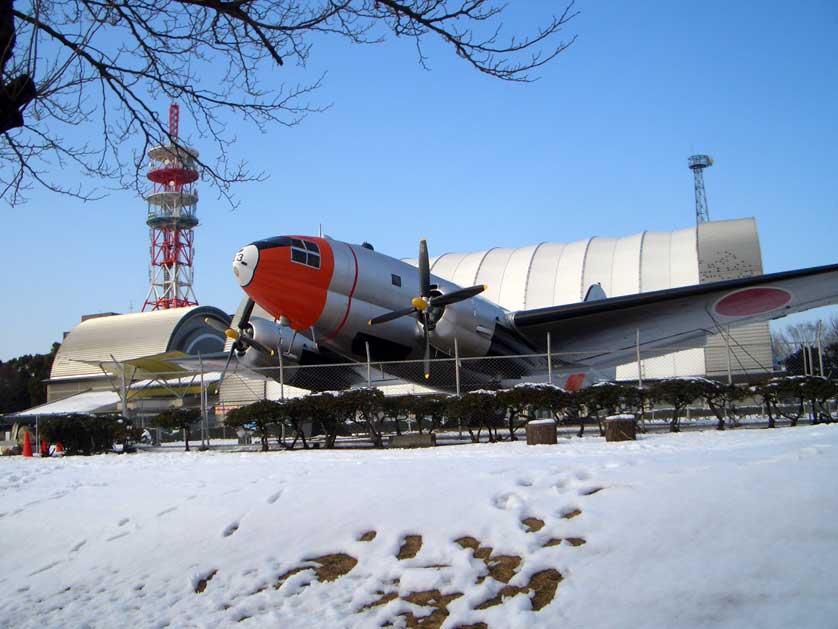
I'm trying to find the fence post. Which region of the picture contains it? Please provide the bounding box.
[120,366,128,419]
[199,353,207,448]
[454,338,462,438]
[724,326,733,384]
[546,331,552,385]
[635,329,642,388]
[278,348,285,400]
[365,341,372,388]
[817,321,825,376]
[636,329,645,431]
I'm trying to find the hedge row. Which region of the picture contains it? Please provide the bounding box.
[223,375,838,450]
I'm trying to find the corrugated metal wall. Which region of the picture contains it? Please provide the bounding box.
[422,218,772,380]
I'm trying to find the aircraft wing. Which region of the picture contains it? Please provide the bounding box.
[509,264,838,368]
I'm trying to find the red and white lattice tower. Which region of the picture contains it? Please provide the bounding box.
[142,104,200,310]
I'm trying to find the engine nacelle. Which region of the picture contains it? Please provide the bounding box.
[239,316,318,368]
[429,295,498,357]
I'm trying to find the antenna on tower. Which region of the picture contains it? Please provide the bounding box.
[688,154,713,224]
[142,104,200,311]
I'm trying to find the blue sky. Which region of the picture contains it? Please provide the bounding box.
[3,0,837,359]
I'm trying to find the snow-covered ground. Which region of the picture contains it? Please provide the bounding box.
[1,425,837,628]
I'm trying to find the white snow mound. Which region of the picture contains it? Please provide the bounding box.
[1,425,837,628]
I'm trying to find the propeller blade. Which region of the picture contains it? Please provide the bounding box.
[237,334,275,357]
[422,311,431,380]
[430,284,487,308]
[216,345,237,389]
[419,238,431,298]
[240,298,255,328]
[203,316,229,334]
[368,306,417,326]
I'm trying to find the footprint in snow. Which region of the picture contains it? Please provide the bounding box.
[579,486,604,496]
[28,560,64,577]
[157,506,178,517]
[223,521,240,538]
[266,490,283,504]
[118,517,130,527]
[106,532,130,543]
[493,492,525,510]
[70,540,87,553]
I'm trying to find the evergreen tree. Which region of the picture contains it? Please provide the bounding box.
[151,408,201,451]
[0,342,60,413]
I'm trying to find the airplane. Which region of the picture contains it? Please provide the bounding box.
[203,234,838,392]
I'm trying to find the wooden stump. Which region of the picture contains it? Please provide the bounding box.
[605,415,636,442]
[526,420,557,445]
[387,433,436,448]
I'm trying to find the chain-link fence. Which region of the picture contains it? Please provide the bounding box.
[213,341,801,408]
[69,338,834,431]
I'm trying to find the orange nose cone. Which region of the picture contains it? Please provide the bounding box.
[239,236,334,331]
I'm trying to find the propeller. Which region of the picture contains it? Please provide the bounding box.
[204,298,276,387]
[368,238,486,379]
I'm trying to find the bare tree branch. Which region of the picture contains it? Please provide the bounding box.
[1,0,577,206]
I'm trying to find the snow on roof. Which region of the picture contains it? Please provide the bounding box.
[9,390,120,416]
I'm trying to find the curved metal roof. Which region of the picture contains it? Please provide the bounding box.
[51,306,230,380]
[406,218,763,379]
[414,218,759,312]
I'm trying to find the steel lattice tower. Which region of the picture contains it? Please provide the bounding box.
[142,104,200,311]
[688,154,713,224]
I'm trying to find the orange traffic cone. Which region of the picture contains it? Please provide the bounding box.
[40,440,49,457]
[22,431,33,457]
[55,442,64,455]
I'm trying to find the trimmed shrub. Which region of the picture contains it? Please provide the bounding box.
[38,413,124,455]
[151,408,201,451]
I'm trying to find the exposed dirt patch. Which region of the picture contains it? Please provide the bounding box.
[454,536,492,560]
[521,517,545,532]
[305,553,358,582]
[397,534,423,560]
[274,566,312,590]
[454,536,479,551]
[561,508,582,520]
[399,590,463,628]
[403,589,462,607]
[486,555,522,584]
[566,537,586,547]
[276,553,358,590]
[454,624,488,629]
[358,530,377,542]
[529,569,563,611]
[358,590,398,612]
[543,538,563,547]
[580,486,604,496]
[475,568,563,612]
[194,569,217,594]
[475,584,529,610]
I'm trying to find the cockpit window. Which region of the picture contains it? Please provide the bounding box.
[290,239,320,269]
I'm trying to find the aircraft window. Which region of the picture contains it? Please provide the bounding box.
[391,274,402,287]
[290,239,321,269]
